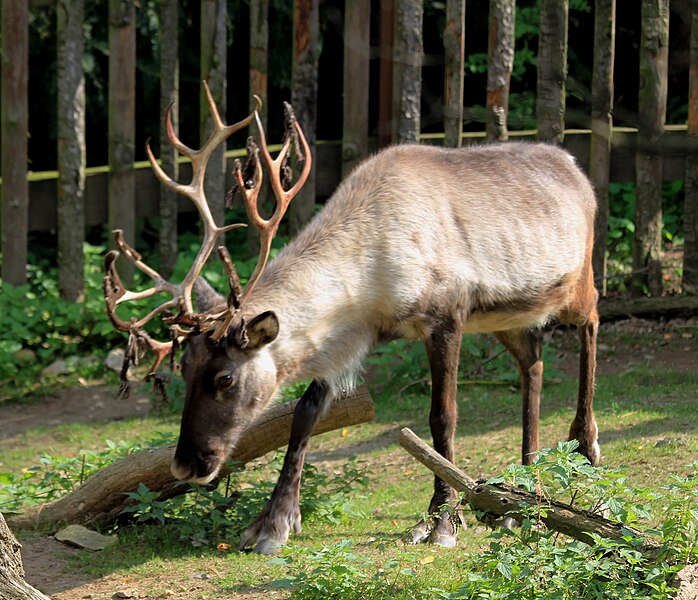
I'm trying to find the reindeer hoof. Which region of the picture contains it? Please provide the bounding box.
[253,538,282,555]
[406,519,433,544]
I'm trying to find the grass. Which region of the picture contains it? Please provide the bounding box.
[2,324,698,598]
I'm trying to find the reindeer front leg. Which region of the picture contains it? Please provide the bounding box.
[409,315,462,547]
[239,379,331,555]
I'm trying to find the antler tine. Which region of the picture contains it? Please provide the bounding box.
[237,104,312,303]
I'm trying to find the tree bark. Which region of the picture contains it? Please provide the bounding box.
[290,0,319,234]
[536,0,568,144]
[590,0,615,297]
[200,0,227,230]
[684,3,698,295]
[598,294,698,321]
[9,388,374,530]
[393,0,423,144]
[443,0,465,148]
[398,428,660,557]
[0,513,50,599]
[1,0,29,286]
[486,0,515,143]
[158,0,179,279]
[57,0,86,302]
[342,0,371,175]
[108,0,136,284]
[633,0,669,298]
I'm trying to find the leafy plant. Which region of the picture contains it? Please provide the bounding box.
[269,540,424,600]
[0,434,175,512]
[118,451,370,548]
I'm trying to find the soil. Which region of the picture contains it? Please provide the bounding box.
[3,318,698,599]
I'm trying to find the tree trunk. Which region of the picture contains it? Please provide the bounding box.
[108,0,136,284]
[158,0,179,279]
[684,3,698,295]
[290,0,319,234]
[342,0,371,175]
[398,428,660,557]
[589,0,615,297]
[0,513,50,599]
[536,0,568,144]
[57,0,86,302]
[443,0,465,148]
[200,0,227,230]
[633,0,669,298]
[1,0,29,286]
[486,0,515,143]
[393,0,423,144]
[9,388,374,530]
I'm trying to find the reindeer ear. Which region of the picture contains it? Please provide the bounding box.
[233,311,279,350]
[194,277,227,313]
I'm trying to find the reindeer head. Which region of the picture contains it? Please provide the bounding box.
[103,82,311,484]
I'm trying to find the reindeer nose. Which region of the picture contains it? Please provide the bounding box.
[170,459,194,481]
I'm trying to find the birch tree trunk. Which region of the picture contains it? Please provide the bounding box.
[633,0,669,298]
[589,0,616,296]
[443,0,465,148]
[684,3,698,295]
[393,0,423,144]
[536,0,568,144]
[158,0,179,279]
[486,0,515,142]
[290,0,319,234]
[56,0,86,301]
[1,0,29,286]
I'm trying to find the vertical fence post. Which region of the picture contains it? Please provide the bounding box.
[108,0,136,283]
[590,0,616,297]
[443,0,465,148]
[158,0,179,279]
[200,0,227,229]
[0,0,29,286]
[393,0,423,144]
[57,0,86,301]
[536,0,568,144]
[486,0,515,143]
[684,3,698,295]
[247,0,269,255]
[633,0,669,298]
[290,0,319,234]
[342,0,371,176]
[378,0,395,148]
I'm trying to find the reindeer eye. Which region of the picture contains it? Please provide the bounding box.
[215,373,236,390]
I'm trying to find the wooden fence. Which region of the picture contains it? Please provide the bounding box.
[1,0,698,305]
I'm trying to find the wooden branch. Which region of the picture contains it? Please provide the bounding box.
[598,295,698,321]
[8,388,374,531]
[398,428,660,557]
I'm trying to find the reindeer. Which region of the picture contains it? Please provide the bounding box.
[104,85,599,555]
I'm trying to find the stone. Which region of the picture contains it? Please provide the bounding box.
[55,524,117,551]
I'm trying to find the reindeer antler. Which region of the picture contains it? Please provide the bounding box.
[104,82,312,390]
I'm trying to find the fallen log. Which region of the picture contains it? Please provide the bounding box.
[398,427,661,557]
[598,295,698,321]
[0,513,50,599]
[8,387,374,531]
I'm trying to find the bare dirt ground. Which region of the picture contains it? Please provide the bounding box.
[4,318,698,599]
